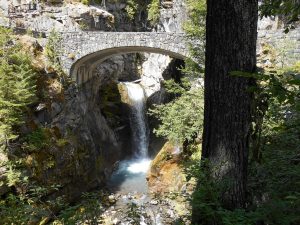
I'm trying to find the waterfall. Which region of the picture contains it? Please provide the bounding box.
[107,82,150,193]
[124,82,149,159]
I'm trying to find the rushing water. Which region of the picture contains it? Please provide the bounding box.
[108,159,151,193]
[108,82,151,193]
[125,82,149,159]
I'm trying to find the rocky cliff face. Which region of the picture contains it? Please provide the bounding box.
[140,0,187,100]
[38,53,148,199]
[157,0,188,33]
[0,1,113,31]
[0,0,188,200]
[0,36,145,200]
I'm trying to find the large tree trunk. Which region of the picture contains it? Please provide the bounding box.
[194,0,258,219]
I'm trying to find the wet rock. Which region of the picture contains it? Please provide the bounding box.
[51,102,62,117]
[141,53,172,98]
[167,209,175,218]
[150,200,158,205]
[108,194,116,204]
[35,103,46,111]
[147,142,186,194]
[113,218,121,224]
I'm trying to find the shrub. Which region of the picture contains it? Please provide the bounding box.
[149,79,204,145]
[147,0,160,25]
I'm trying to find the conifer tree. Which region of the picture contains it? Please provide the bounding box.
[0,28,36,150]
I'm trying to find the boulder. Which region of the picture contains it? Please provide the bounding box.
[147,142,186,194]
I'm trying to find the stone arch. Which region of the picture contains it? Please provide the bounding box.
[59,32,189,84]
[71,46,189,84]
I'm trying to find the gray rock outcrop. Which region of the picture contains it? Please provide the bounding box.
[0,1,114,32]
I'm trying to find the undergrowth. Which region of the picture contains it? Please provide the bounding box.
[190,62,300,225]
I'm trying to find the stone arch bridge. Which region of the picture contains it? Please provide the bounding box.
[59,32,189,84]
[58,29,300,84]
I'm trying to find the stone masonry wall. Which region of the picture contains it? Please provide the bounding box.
[257,28,300,66]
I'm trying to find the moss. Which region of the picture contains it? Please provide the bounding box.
[52,126,62,139]
[81,0,90,5]
[118,83,129,103]
[24,128,51,152]
[100,82,121,105]
[148,142,189,194]
[149,142,175,177]
[56,138,69,148]
[99,81,122,127]
[95,155,104,171]
[29,152,56,179]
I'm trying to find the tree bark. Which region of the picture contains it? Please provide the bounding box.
[193,0,258,221]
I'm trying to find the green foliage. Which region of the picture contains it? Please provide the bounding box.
[258,38,298,69]
[56,138,69,147]
[80,0,103,6]
[0,27,37,148]
[230,63,299,132]
[0,28,67,223]
[191,63,300,224]
[192,161,223,224]
[0,184,63,225]
[45,29,64,76]
[247,62,300,224]
[260,0,300,32]
[81,0,90,5]
[0,193,34,224]
[247,129,300,225]
[183,0,206,68]
[5,165,22,187]
[149,0,206,149]
[149,80,204,145]
[190,161,257,225]
[184,0,206,39]
[125,0,138,20]
[162,77,191,96]
[24,128,50,152]
[147,0,160,25]
[191,158,298,225]
[54,192,105,224]
[274,38,297,68]
[99,82,122,128]
[45,29,60,64]
[42,0,64,5]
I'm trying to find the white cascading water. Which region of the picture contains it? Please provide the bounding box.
[124,82,149,159]
[107,82,151,193]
